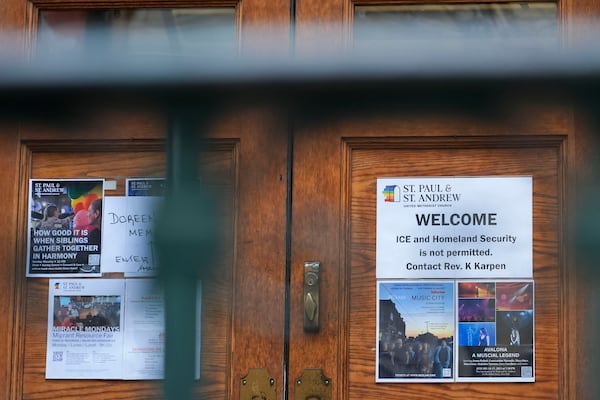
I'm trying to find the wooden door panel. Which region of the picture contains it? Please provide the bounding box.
[17,140,236,399]
[345,137,564,399]
[12,102,288,399]
[291,123,566,399]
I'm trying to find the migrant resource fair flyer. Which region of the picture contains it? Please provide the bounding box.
[376,177,532,279]
[46,279,124,379]
[47,278,203,380]
[28,179,104,277]
[377,281,455,383]
[456,280,535,382]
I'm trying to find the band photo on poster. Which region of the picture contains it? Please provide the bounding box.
[377,280,455,382]
[456,280,534,382]
[28,179,104,277]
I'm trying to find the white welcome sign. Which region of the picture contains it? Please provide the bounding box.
[376,177,532,279]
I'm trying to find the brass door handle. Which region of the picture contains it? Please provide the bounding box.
[303,261,320,332]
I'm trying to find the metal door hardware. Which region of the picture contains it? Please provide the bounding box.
[303,261,320,332]
[240,368,276,400]
[295,369,332,400]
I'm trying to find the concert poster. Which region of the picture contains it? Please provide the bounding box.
[456,280,535,382]
[377,280,455,383]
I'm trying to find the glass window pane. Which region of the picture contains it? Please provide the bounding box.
[354,3,558,49]
[38,8,236,58]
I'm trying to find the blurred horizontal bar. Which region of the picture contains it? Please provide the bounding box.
[0,26,600,122]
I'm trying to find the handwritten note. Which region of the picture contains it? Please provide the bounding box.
[102,197,163,276]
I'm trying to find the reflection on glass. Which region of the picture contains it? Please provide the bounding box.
[38,8,236,58]
[354,3,558,48]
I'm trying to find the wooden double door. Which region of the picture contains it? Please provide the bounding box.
[13,103,570,400]
[1,0,590,398]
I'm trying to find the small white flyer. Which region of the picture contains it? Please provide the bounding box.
[122,279,202,380]
[122,279,165,380]
[126,178,166,197]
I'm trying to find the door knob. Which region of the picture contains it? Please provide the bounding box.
[303,261,320,332]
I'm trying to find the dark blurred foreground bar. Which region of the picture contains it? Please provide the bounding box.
[1,35,600,120]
